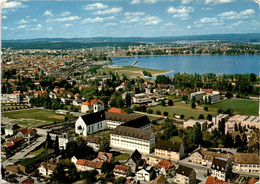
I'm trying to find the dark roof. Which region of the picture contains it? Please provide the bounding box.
[111,126,153,140]
[127,149,142,164]
[211,157,229,171]
[123,116,151,128]
[104,111,139,122]
[234,153,260,164]
[155,140,182,152]
[176,165,194,177]
[80,110,106,126]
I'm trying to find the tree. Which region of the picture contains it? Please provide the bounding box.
[55,135,59,154]
[46,133,53,148]
[99,139,110,152]
[181,95,188,101]
[204,106,208,111]
[198,114,204,120]
[207,114,212,121]
[193,122,202,145]
[218,119,225,135]
[156,110,161,115]
[234,123,238,131]
[163,111,169,116]
[250,73,256,82]
[191,96,196,103]
[191,102,196,109]
[161,100,166,106]
[168,99,174,106]
[235,135,242,148]
[180,114,185,119]
[208,96,211,104]
[125,93,132,108]
[116,96,123,108]
[147,109,153,114]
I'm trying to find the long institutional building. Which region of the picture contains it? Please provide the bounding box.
[75,110,154,154]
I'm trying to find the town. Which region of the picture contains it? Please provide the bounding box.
[1,46,259,184]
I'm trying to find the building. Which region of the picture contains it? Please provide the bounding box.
[17,127,37,142]
[203,92,220,104]
[233,153,260,173]
[205,176,232,184]
[71,156,104,174]
[75,110,151,136]
[227,115,260,129]
[81,99,104,113]
[1,93,20,104]
[113,164,131,178]
[97,152,113,163]
[190,91,206,101]
[152,175,167,184]
[190,149,234,166]
[155,140,184,161]
[108,108,128,114]
[136,165,154,182]
[5,123,20,136]
[110,126,155,154]
[38,162,57,176]
[157,160,175,178]
[175,165,196,184]
[212,114,229,125]
[58,133,74,150]
[183,119,208,130]
[125,149,142,172]
[211,157,232,181]
[132,93,153,104]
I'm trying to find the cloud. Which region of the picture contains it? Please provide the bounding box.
[218,9,255,19]
[60,11,71,17]
[3,1,27,9]
[16,17,38,24]
[187,25,191,29]
[2,26,8,30]
[164,22,177,27]
[94,7,122,15]
[47,16,81,22]
[167,6,194,20]
[121,12,161,25]
[230,20,243,26]
[64,23,73,27]
[46,27,53,31]
[205,0,235,4]
[106,22,117,26]
[44,10,53,16]
[83,3,108,10]
[181,0,193,4]
[18,25,28,29]
[200,17,219,23]
[130,0,157,4]
[2,16,7,19]
[82,16,115,23]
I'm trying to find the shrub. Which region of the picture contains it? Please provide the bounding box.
[156,110,161,115]
[191,102,196,109]
[180,114,184,119]
[204,106,208,111]
[147,109,153,114]
[163,111,169,116]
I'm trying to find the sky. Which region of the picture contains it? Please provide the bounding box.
[1,0,260,40]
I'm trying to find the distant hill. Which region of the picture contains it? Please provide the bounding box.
[2,33,260,49]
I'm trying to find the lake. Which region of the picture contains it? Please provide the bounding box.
[112,55,259,76]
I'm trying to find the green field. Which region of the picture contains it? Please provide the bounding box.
[207,98,259,116]
[2,109,71,125]
[114,153,130,162]
[99,66,172,78]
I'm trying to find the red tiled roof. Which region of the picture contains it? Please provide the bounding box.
[205,176,232,184]
[19,128,35,135]
[76,159,104,169]
[12,136,24,143]
[21,179,34,184]
[97,152,113,163]
[13,91,21,94]
[6,142,14,147]
[82,99,104,106]
[157,160,174,171]
[179,91,189,95]
[202,89,213,93]
[108,108,128,114]
[114,164,130,172]
[76,159,87,166]
[120,82,126,86]
[248,178,259,184]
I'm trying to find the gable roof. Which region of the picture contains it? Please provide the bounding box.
[108,108,128,114]
[123,116,151,129]
[176,165,194,177]
[97,152,113,163]
[127,149,142,164]
[211,157,229,171]
[19,127,35,135]
[157,160,174,171]
[155,140,182,152]
[234,153,260,165]
[248,178,259,184]
[205,176,232,184]
[111,126,153,140]
[195,149,234,161]
[40,162,57,171]
[114,164,130,171]
[21,179,34,184]
[76,159,104,169]
[6,142,14,147]
[152,175,167,184]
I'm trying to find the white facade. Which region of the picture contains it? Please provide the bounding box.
[58,133,74,150]
[136,168,153,182]
[183,119,207,130]
[81,102,104,113]
[75,117,106,136]
[110,133,155,154]
[105,120,124,129]
[1,94,20,104]
[203,93,220,104]
[190,91,206,101]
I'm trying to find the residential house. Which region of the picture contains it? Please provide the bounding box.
[113,164,131,178]
[108,108,128,114]
[211,157,232,181]
[115,82,126,91]
[157,160,175,177]
[110,126,155,154]
[58,133,74,150]
[136,164,154,182]
[17,127,37,142]
[5,123,20,136]
[155,140,185,161]
[97,152,114,163]
[125,149,142,172]
[233,153,259,173]
[81,99,104,113]
[71,156,104,174]
[205,176,232,184]
[38,162,57,176]
[175,165,196,184]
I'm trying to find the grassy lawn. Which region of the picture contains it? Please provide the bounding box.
[92,130,111,139]
[31,145,46,155]
[169,136,183,144]
[206,98,259,116]
[114,153,130,162]
[2,109,69,124]
[99,66,172,78]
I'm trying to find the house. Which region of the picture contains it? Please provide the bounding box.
[132,93,153,104]
[115,82,126,91]
[157,160,175,177]
[17,127,37,142]
[205,176,232,184]
[75,110,151,136]
[71,156,104,174]
[155,140,185,161]
[233,153,259,173]
[97,152,114,163]
[81,99,104,113]
[108,108,128,114]
[136,164,154,182]
[190,91,206,101]
[5,123,20,136]
[190,149,234,166]
[113,164,131,178]
[152,175,167,184]
[58,133,74,150]
[248,178,259,184]
[211,157,232,181]
[175,165,196,184]
[125,149,142,172]
[38,162,57,176]
[110,126,155,154]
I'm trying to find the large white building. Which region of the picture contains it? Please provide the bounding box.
[233,153,259,173]
[1,94,20,104]
[110,126,155,154]
[183,119,208,130]
[190,91,206,101]
[75,110,151,137]
[211,157,232,181]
